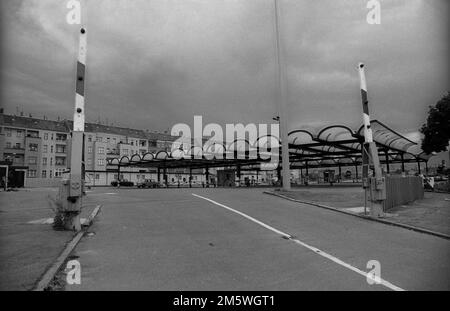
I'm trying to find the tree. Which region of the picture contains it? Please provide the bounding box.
[420,92,450,155]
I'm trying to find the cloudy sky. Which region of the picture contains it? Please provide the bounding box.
[1,0,449,139]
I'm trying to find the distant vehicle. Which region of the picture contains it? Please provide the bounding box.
[111,180,134,187]
[137,179,160,188]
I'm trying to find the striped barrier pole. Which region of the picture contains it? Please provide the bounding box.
[358,63,385,217]
[359,63,372,190]
[60,27,87,231]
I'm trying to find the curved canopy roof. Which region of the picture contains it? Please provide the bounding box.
[108,119,431,170]
[287,120,430,167]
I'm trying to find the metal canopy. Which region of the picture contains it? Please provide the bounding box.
[109,119,429,170]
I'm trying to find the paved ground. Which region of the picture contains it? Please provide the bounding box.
[64,187,450,291]
[0,188,100,290]
[277,186,450,235]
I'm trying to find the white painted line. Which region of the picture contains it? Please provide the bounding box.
[28,218,54,224]
[27,218,88,225]
[192,193,405,291]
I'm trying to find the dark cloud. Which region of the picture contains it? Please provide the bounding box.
[1,0,449,138]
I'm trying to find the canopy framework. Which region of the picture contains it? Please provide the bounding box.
[109,120,430,172]
[288,120,429,171]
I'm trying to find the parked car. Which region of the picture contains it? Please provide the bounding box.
[137,180,160,188]
[111,180,134,187]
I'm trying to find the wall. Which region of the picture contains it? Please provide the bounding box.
[25,177,62,188]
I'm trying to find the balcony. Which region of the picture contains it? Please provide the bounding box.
[5,146,25,153]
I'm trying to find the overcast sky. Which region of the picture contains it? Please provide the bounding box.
[1,0,449,139]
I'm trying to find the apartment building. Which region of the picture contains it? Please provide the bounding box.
[0,113,184,187]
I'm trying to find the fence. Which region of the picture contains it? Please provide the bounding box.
[383,176,424,211]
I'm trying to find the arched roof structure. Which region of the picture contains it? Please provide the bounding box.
[108,119,431,170]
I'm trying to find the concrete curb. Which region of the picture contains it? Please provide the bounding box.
[32,204,102,291]
[263,191,450,240]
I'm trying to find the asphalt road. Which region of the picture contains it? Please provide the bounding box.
[66,187,450,290]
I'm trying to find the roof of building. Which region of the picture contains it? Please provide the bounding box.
[0,114,177,141]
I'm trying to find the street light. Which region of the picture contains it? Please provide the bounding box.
[273,0,291,191]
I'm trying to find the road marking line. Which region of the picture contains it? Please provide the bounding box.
[192,193,405,291]
[27,218,89,225]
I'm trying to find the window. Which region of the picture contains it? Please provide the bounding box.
[43,145,48,153]
[97,137,102,142]
[56,145,65,153]
[51,133,54,140]
[88,135,92,142]
[17,130,23,137]
[50,146,53,153]
[56,134,67,141]
[44,133,48,140]
[6,142,11,148]
[87,158,92,165]
[50,158,53,165]
[55,158,65,166]
[88,146,92,153]
[6,129,11,137]
[27,170,37,178]
[49,170,53,178]
[98,147,105,154]
[27,131,39,138]
[107,137,110,142]
[42,170,47,178]
[95,174,100,180]
[28,157,37,165]
[55,169,64,178]
[15,143,21,149]
[98,159,105,166]
[42,157,47,165]
[29,143,38,151]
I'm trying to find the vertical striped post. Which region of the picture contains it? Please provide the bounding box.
[359,63,371,193]
[70,27,87,195]
[74,27,87,133]
[358,63,373,144]
[358,63,385,217]
[63,27,87,231]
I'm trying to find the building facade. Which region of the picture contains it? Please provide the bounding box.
[0,113,197,187]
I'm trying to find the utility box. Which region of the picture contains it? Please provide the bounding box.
[370,177,386,201]
[58,179,82,212]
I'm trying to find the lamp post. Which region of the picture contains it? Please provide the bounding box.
[273,0,291,191]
